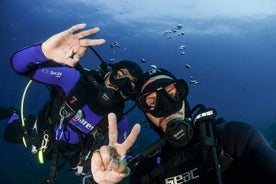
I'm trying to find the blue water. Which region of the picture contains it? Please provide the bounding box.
[1,0,276,183]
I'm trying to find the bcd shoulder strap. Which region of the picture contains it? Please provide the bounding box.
[46,68,100,125]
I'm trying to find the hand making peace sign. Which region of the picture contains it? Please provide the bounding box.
[91,113,141,184]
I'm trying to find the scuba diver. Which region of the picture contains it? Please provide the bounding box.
[9,23,144,184]
[91,67,276,184]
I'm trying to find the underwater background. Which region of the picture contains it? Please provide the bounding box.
[0,0,275,183]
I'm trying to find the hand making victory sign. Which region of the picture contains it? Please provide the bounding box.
[91,113,141,184]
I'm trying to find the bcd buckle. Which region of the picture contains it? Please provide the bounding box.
[73,160,85,176]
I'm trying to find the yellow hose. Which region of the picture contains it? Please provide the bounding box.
[20,80,32,127]
[20,80,33,147]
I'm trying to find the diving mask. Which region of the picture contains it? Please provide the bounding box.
[109,68,137,98]
[137,79,188,117]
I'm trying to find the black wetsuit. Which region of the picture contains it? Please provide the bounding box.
[130,121,276,184]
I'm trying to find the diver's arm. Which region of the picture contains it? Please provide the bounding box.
[11,23,105,74]
[241,123,276,182]
[221,121,276,182]
[10,42,81,92]
[10,23,105,92]
[10,42,48,74]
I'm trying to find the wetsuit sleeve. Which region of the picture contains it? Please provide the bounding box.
[220,121,276,183]
[10,43,81,93]
[10,42,47,74]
